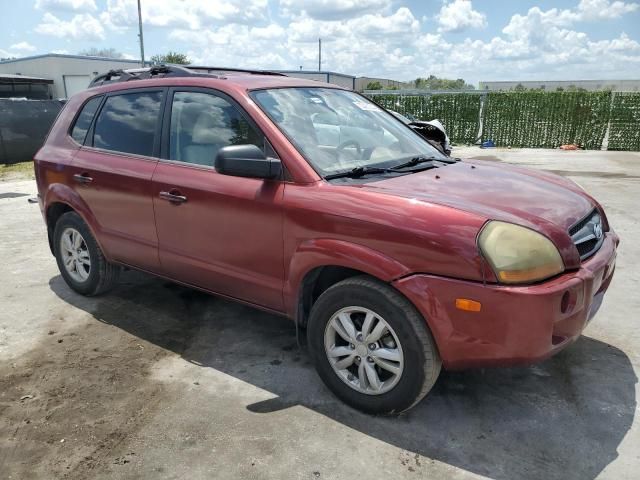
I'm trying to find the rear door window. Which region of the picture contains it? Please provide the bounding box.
[70,96,102,144]
[93,91,163,157]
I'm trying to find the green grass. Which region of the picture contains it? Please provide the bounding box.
[0,161,35,180]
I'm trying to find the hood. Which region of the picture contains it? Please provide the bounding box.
[359,159,594,233]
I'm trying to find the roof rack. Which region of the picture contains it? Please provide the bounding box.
[186,66,286,76]
[88,65,219,87]
[88,64,285,88]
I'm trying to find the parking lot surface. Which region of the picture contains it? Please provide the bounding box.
[1,147,639,479]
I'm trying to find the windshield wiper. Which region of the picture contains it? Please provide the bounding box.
[392,155,458,170]
[389,156,441,171]
[324,166,397,180]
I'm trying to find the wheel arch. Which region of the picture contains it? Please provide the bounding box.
[285,239,412,326]
[44,184,104,257]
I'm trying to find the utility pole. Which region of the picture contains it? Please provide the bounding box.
[318,38,321,71]
[137,0,145,67]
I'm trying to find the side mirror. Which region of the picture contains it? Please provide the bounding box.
[215,144,282,179]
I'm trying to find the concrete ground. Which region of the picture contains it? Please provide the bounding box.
[0,147,639,479]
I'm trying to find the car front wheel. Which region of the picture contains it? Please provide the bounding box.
[307,276,441,414]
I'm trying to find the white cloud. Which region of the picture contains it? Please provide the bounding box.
[288,7,420,43]
[0,49,20,59]
[437,0,487,33]
[280,0,391,20]
[169,23,289,69]
[22,0,640,84]
[35,13,105,41]
[576,0,639,19]
[100,0,268,31]
[9,41,37,52]
[35,0,97,12]
[251,24,287,40]
[283,8,422,75]
[433,0,640,83]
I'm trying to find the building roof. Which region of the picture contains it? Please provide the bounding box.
[0,73,53,84]
[0,53,144,65]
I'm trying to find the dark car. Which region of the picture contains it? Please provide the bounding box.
[34,66,618,414]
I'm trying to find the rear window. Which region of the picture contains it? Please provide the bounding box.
[92,91,163,157]
[70,96,102,144]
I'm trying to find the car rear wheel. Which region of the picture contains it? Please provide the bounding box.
[307,276,441,414]
[53,211,120,296]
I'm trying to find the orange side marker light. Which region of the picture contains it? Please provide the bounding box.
[455,298,482,312]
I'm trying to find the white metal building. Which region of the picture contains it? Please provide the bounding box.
[0,54,146,98]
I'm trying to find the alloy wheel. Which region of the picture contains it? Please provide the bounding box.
[324,306,404,395]
[60,227,91,283]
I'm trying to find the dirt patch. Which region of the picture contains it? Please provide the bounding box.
[0,306,172,478]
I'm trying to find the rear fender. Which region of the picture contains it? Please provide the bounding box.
[44,183,107,258]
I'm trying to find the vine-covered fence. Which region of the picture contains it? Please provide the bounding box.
[365,91,640,151]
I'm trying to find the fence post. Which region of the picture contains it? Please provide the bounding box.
[601,91,616,151]
[475,92,487,144]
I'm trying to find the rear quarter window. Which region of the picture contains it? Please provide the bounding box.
[70,96,102,144]
[92,91,163,157]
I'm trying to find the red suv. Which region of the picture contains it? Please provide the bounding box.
[35,66,618,414]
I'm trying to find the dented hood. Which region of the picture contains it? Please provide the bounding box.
[359,159,594,232]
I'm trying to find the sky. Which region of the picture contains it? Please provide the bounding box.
[0,0,639,85]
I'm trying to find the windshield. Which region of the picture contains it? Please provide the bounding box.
[251,88,447,177]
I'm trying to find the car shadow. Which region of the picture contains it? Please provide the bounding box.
[49,271,637,480]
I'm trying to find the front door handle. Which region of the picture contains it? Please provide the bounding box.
[73,173,93,185]
[159,190,187,204]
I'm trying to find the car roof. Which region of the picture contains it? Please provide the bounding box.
[86,66,346,94]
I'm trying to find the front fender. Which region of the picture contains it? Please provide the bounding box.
[284,238,411,317]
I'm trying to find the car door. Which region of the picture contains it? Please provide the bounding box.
[152,88,285,311]
[70,88,165,271]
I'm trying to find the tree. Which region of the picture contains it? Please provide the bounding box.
[513,83,527,91]
[413,75,474,90]
[365,81,383,90]
[78,47,123,58]
[150,51,190,65]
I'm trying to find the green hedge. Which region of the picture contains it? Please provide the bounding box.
[366,90,640,151]
[368,94,481,144]
[482,91,611,149]
[608,93,640,151]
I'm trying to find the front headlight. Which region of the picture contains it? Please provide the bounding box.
[478,221,564,284]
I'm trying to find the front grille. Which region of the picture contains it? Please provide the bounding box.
[569,209,604,261]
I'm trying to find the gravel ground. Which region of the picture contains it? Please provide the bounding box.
[1,147,639,480]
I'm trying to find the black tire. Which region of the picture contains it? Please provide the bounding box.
[307,276,441,414]
[53,211,120,296]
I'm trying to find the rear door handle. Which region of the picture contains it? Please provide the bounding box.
[73,173,93,184]
[159,190,187,204]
